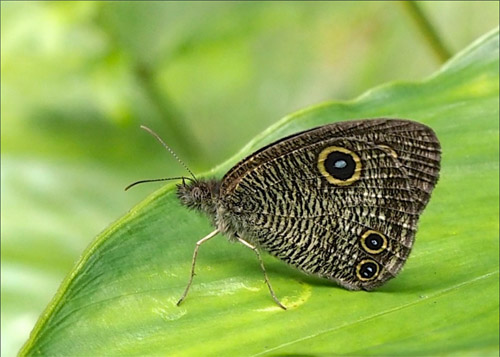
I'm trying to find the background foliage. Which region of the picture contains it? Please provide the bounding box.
[2,2,499,356]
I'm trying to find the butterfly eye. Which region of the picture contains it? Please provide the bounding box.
[356,259,380,281]
[317,146,361,186]
[360,230,387,254]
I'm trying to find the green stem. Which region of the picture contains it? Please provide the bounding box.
[133,62,201,159]
[401,1,452,63]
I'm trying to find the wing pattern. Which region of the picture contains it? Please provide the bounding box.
[220,119,440,290]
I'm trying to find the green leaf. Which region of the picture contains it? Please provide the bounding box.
[20,28,499,356]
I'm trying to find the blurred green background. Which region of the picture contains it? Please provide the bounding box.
[1,1,498,356]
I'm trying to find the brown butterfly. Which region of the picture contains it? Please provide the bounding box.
[128,119,441,309]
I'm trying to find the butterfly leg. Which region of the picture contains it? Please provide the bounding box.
[177,229,219,306]
[237,237,287,310]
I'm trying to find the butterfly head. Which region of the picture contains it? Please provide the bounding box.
[176,178,221,216]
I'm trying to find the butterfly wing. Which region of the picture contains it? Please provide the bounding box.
[220,119,440,290]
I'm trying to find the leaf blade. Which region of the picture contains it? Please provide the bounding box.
[21,28,500,356]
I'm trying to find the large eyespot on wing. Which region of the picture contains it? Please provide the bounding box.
[317,146,361,186]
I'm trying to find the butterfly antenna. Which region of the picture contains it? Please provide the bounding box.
[125,176,194,191]
[140,125,197,181]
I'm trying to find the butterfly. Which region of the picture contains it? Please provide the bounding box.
[128,119,441,309]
